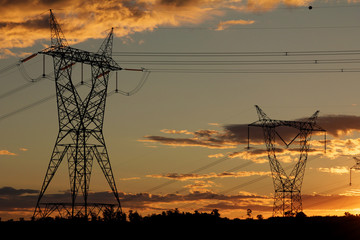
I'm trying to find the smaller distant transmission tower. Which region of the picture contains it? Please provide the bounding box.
[33,10,123,219]
[248,105,326,216]
[349,157,360,186]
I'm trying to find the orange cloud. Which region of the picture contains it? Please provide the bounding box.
[229,145,323,164]
[147,170,272,181]
[215,19,255,31]
[317,166,349,175]
[208,153,225,158]
[323,138,360,159]
[0,150,16,156]
[0,0,221,52]
[3,0,348,57]
[302,192,360,213]
[244,0,313,12]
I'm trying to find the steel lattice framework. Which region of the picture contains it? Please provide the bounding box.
[248,105,326,217]
[33,10,122,219]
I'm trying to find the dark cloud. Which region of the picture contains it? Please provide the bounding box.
[141,133,238,149]
[147,171,271,181]
[0,186,270,213]
[141,121,323,150]
[204,202,273,212]
[0,15,49,30]
[159,0,201,7]
[141,113,360,160]
[315,115,360,137]
[0,187,38,211]
[0,186,38,196]
[224,114,360,146]
[225,124,263,144]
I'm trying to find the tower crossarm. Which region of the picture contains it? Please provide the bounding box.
[249,119,325,132]
[279,120,325,132]
[39,46,122,71]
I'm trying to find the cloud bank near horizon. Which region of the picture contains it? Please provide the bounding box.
[1,186,360,220]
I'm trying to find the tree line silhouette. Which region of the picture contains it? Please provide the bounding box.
[2,209,360,238]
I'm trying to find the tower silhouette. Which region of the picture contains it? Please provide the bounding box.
[33,10,122,219]
[248,105,326,216]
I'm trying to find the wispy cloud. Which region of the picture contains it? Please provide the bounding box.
[215,19,255,31]
[139,128,239,149]
[147,170,272,181]
[243,0,314,12]
[0,150,16,156]
[208,153,225,158]
[317,166,349,175]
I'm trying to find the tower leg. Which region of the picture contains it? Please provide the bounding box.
[93,146,121,210]
[34,141,69,217]
[67,145,95,217]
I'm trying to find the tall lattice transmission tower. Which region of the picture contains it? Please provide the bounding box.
[33,10,124,219]
[248,105,326,217]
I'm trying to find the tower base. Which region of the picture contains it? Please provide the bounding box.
[33,203,121,220]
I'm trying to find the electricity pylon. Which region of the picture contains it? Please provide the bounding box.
[349,157,360,186]
[248,105,326,216]
[33,10,123,219]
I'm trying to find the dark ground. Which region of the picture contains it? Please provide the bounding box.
[1,211,360,238]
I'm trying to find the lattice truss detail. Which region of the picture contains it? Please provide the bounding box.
[248,105,326,217]
[34,10,122,219]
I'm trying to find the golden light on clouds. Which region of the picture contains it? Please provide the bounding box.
[215,19,255,31]
[0,150,16,156]
[244,0,313,12]
[0,0,331,58]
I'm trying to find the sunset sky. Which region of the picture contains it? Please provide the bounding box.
[1,0,360,220]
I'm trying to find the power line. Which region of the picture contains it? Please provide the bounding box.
[146,155,233,193]
[0,81,37,101]
[117,59,360,66]
[173,161,255,195]
[156,25,360,31]
[146,68,360,74]
[113,49,360,57]
[0,93,55,122]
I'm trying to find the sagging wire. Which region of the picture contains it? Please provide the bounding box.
[0,53,55,101]
[109,68,151,97]
[0,53,42,79]
[16,53,56,82]
[17,62,54,82]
